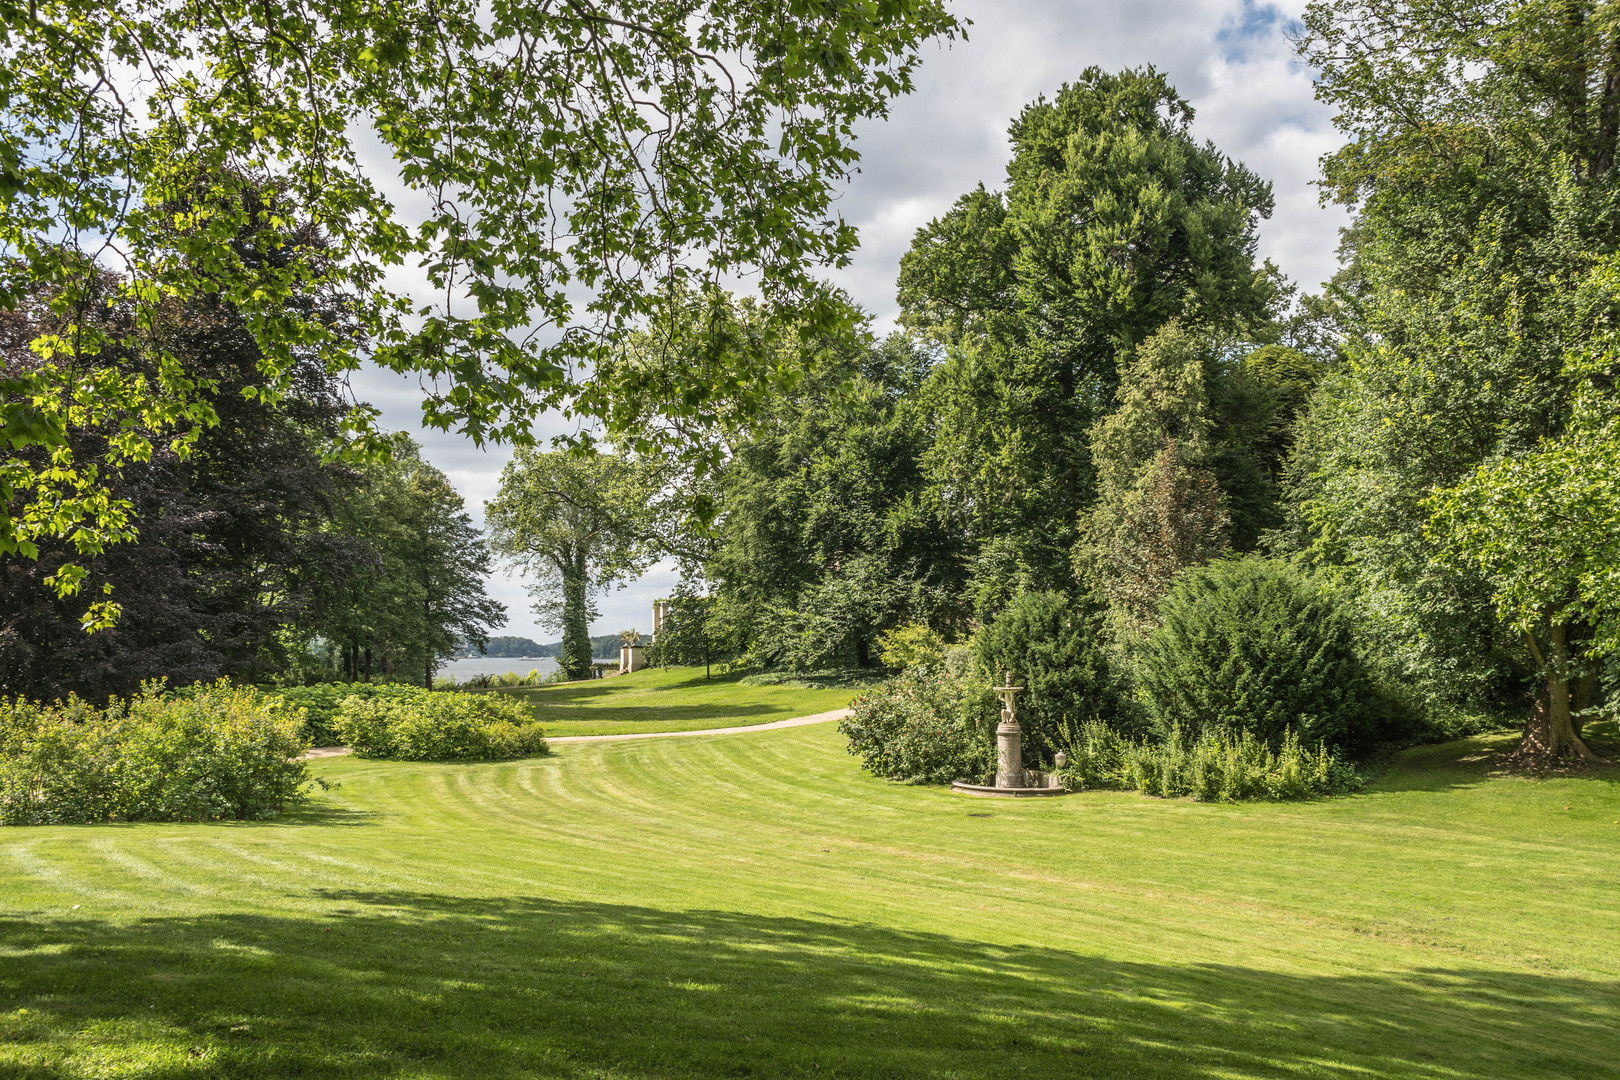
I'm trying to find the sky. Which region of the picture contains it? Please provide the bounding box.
[353,0,1350,646]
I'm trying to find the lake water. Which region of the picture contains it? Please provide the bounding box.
[439,655,560,680]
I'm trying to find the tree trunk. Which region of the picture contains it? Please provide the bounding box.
[1572,672,1597,737]
[559,548,593,681]
[1516,623,1603,763]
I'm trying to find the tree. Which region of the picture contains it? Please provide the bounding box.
[1075,322,1256,638]
[702,331,969,670]
[319,437,506,687]
[1290,0,1620,750]
[0,266,365,702]
[0,2,962,618]
[486,451,656,681]
[899,68,1280,613]
[649,585,719,677]
[1429,269,1620,761]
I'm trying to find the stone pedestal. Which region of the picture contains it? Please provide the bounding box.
[951,671,1065,797]
[995,720,1024,789]
[619,644,645,674]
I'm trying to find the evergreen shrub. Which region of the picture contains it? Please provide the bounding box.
[975,591,1125,761]
[0,682,315,825]
[1138,557,1383,751]
[840,666,995,784]
[1058,719,1356,802]
[334,691,548,761]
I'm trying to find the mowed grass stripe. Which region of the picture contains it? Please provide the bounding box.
[4,720,1619,1078]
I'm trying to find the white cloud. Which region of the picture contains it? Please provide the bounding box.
[356,1,1347,643]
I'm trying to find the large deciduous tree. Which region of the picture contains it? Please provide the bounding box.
[0,0,962,621]
[898,67,1280,614]
[487,451,656,681]
[1430,265,1620,761]
[0,266,364,702]
[1292,0,1620,757]
[703,331,969,670]
[316,436,507,687]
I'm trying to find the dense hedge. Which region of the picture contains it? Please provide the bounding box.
[1137,558,1384,751]
[840,666,995,784]
[333,689,548,761]
[0,682,315,825]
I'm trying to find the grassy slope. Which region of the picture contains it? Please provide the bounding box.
[486,666,858,737]
[3,722,1620,1079]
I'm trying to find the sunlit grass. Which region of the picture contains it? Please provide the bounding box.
[485,665,858,737]
[2,722,1619,1077]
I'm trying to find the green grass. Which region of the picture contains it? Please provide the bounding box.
[482,665,859,737]
[3,720,1620,1078]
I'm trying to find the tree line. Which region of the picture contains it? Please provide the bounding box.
[6,1,1620,766]
[0,204,505,700]
[492,12,1620,764]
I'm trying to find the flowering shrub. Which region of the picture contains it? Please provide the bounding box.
[839,666,995,784]
[0,681,316,825]
[1058,719,1357,802]
[334,691,548,761]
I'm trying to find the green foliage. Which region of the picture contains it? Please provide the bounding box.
[488,450,658,681]
[1287,0,1620,728]
[705,329,968,669]
[334,691,548,762]
[313,436,505,688]
[469,637,548,658]
[1058,719,1357,802]
[0,681,314,824]
[1138,558,1383,751]
[1,3,961,612]
[900,68,1279,611]
[270,683,431,747]
[974,591,1125,756]
[647,590,720,670]
[1079,439,1230,640]
[0,261,368,701]
[736,669,888,692]
[1430,290,1620,665]
[875,624,947,671]
[839,667,995,784]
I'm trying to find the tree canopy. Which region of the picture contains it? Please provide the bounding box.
[897,67,1281,613]
[318,436,506,688]
[1290,0,1620,759]
[0,1,962,616]
[486,450,657,680]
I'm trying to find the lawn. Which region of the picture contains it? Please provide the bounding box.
[3,720,1620,1078]
[482,665,863,737]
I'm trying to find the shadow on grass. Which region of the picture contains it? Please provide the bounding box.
[1368,721,1620,796]
[2,891,1615,1079]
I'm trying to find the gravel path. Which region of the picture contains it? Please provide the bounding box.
[300,707,852,760]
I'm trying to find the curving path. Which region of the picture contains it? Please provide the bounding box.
[300,707,851,760]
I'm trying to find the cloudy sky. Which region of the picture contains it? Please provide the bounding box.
[356,0,1350,647]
